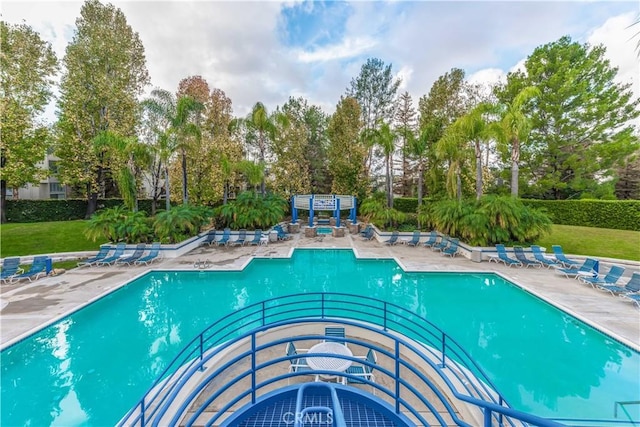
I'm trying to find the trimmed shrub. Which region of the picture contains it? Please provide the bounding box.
[521,200,640,231]
[393,198,419,213]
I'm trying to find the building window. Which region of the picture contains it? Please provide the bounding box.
[49,182,66,199]
[48,160,59,175]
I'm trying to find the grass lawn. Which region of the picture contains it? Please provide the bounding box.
[0,220,107,258]
[535,225,640,261]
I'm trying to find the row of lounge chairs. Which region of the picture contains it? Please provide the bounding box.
[77,242,161,267]
[363,229,460,257]
[0,256,50,284]
[200,226,292,247]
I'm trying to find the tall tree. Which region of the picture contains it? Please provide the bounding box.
[303,104,330,193]
[418,68,470,198]
[615,153,640,199]
[498,36,640,199]
[56,0,149,217]
[346,58,401,178]
[395,91,417,196]
[0,21,58,222]
[243,102,276,196]
[327,97,366,198]
[365,122,397,207]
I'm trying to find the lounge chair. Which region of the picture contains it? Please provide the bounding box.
[362,226,375,241]
[95,243,127,266]
[552,245,580,268]
[405,230,421,247]
[1,257,23,284]
[200,229,217,246]
[228,229,247,246]
[578,265,625,288]
[441,238,460,257]
[10,256,49,282]
[274,225,292,241]
[531,245,561,269]
[116,243,146,266]
[513,246,541,268]
[383,231,399,246]
[359,224,372,237]
[77,246,111,268]
[345,348,377,389]
[215,228,231,246]
[247,229,263,246]
[597,272,640,295]
[324,326,347,347]
[431,236,450,252]
[621,292,640,308]
[422,231,438,248]
[134,242,162,266]
[494,244,522,267]
[555,258,598,279]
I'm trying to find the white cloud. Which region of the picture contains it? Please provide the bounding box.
[468,68,506,87]
[296,36,377,63]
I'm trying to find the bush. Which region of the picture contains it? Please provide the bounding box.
[521,199,640,231]
[213,191,287,230]
[4,198,162,222]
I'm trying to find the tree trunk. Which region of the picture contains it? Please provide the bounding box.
[86,189,98,219]
[165,167,171,211]
[181,148,188,205]
[0,178,7,224]
[417,159,423,206]
[456,169,462,201]
[511,138,520,198]
[223,181,228,205]
[475,140,483,200]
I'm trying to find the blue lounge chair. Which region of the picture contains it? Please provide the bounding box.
[556,258,598,279]
[422,231,438,248]
[116,243,146,266]
[383,231,399,246]
[405,230,421,247]
[531,245,561,268]
[11,256,49,282]
[598,272,640,295]
[441,238,460,257]
[274,225,292,241]
[494,244,522,267]
[622,292,640,308]
[513,246,541,268]
[1,257,23,283]
[362,226,375,241]
[200,229,217,246]
[324,326,347,347]
[77,246,111,268]
[216,228,231,246]
[134,242,161,266]
[578,265,625,288]
[247,229,263,246]
[229,229,247,246]
[432,236,450,252]
[360,224,372,237]
[96,243,127,266]
[552,245,580,268]
[345,348,377,388]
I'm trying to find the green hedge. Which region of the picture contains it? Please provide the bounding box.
[521,199,640,231]
[393,198,419,213]
[4,199,161,223]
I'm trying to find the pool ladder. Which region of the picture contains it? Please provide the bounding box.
[294,383,347,427]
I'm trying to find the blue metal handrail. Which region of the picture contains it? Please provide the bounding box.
[119,293,575,426]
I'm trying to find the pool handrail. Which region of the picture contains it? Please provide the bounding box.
[118,292,585,427]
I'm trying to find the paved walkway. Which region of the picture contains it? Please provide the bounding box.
[1,231,639,350]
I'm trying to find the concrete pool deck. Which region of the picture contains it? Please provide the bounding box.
[1,231,639,351]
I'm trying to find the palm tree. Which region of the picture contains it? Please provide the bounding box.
[491,86,539,198]
[364,122,396,208]
[243,102,276,196]
[142,89,202,207]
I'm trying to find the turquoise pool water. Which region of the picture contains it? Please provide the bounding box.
[316,227,333,234]
[1,249,638,426]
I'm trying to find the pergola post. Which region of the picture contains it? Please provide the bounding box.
[335,198,341,227]
[309,195,314,228]
[291,196,298,224]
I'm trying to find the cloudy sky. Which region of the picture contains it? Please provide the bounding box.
[3,0,639,120]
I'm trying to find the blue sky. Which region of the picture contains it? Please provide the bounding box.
[3,1,639,120]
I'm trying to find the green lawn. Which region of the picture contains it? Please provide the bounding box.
[535,224,640,261]
[0,220,107,258]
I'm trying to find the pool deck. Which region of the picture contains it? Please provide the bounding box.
[1,231,639,351]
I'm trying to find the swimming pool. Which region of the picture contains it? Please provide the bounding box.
[1,249,638,425]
